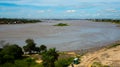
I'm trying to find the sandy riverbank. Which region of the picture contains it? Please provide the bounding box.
[70,41,120,67]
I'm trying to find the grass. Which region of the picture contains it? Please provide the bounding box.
[91,62,110,67]
[54,23,69,26]
[107,43,120,49]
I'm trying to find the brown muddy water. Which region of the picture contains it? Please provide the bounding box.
[0,20,120,51]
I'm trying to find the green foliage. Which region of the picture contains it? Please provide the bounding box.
[103,65,110,67]
[34,47,40,53]
[41,48,59,67]
[91,62,103,67]
[23,39,46,54]
[25,58,36,67]
[0,39,76,67]
[0,57,74,67]
[32,64,44,67]
[54,23,69,26]
[1,44,23,59]
[88,19,120,24]
[0,57,40,67]
[0,53,4,64]
[0,62,16,67]
[107,43,120,49]
[23,39,36,54]
[3,54,14,63]
[0,18,41,24]
[39,45,47,53]
[0,44,23,64]
[55,57,73,67]
[91,62,110,67]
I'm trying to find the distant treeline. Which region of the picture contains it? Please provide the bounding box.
[87,19,120,24]
[0,18,42,24]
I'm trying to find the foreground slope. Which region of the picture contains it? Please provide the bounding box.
[71,42,120,67]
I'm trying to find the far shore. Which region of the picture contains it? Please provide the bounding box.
[0,18,42,24]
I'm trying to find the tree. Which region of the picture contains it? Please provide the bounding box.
[40,45,47,53]
[1,44,23,59]
[0,52,4,64]
[23,39,36,54]
[0,44,23,64]
[41,48,59,67]
[34,47,40,53]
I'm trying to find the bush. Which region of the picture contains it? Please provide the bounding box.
[41,48,59,67]
[91,62,102,67]
[0,57,38,67]
[54,23,69,26]
[55,57,73,67]
[107,43,120,49]
[0,44,23,64]
[91,62,110,67]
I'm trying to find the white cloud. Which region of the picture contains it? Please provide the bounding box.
[47,10,52,12]
[66,10,76,13]
[37,10,52,13]
[105,9,118,13]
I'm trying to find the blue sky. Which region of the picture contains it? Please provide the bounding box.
[0,0,120,19]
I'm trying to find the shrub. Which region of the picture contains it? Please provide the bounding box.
[91,62,102,67]
[55,57,73,67]
[41,48,59,67]
[91,62,110,67]
[54,23,69,26]
[107,43,120,49]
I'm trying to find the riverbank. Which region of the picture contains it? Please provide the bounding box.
[70,40,120,67]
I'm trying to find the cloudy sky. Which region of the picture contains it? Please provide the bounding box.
[0,0,120,19]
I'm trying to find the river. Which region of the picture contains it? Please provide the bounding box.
[0,20,120,51]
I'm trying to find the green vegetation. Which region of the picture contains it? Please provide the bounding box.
[107,43,120,49]
[55,57,73,67]
[0,18,41,24]
[54,23,69,26]
[23,39,48,54]
[0,57,42,67]
[88,19,120,24]
[91,62,110,67]
[39,45,47,53]
[0,56,73,67]
[0,39,74,67]
[41,48,59,67]
[0,44,23,64]
[23,39,37,54]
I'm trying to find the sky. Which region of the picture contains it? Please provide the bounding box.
[0,0,120,19]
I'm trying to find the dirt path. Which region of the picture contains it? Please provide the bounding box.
[78,49,105,67]
[70,45,120,67]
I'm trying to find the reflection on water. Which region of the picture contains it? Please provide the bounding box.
[0,20,120,51]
